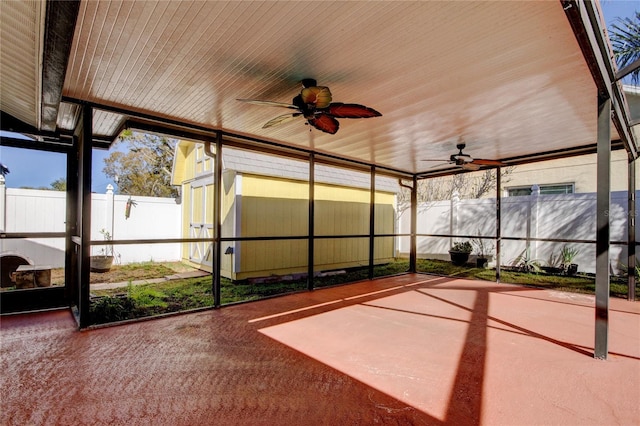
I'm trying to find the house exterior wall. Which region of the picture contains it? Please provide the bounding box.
[504,149,636,194]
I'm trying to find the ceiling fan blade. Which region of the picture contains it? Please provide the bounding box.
[427,162,457,169]
[262,113,303,128]
[420,159,450,162]
[472,159,506,166]
[324,103,382,118]
[308,114,339,134]
[237,99,299,109]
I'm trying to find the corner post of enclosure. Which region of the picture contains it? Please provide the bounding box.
[595,94,611,360]
[628,157,636,301]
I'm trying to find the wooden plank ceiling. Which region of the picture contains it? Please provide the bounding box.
[2,1,620,174]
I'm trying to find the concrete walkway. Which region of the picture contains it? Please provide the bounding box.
[2,274,638,425]
[91,269,210,291]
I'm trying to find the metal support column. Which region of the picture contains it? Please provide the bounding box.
[496,168,502,283]
[213,134,223,308]
[65,136,79,303]
[78,104,93,328]
[409,176,417,273]
[595,95,611,360]
[369,166,376,280]
[628,158,636,301]
[308,153,315,290]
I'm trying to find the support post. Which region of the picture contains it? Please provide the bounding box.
[213,134,223,308]
[308,153,315,290]
[595,95,611,360]
[369,166,375,280]
[78,104,93,328]
[628,158,636,301]
[496,168,502,283]
[409,176,417,273]
[65,137,79,303]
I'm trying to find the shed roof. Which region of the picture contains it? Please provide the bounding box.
[174,142,400,193]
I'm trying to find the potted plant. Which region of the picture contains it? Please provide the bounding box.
[541,250,563,275]
[90,229,116,273]
[449,241,472,266]
[471,237,494,268]
[560,245,579,276]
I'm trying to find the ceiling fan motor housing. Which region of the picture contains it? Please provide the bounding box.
[451,154,473,164]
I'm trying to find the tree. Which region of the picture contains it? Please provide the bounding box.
[397,167,514,217]
[103,131,179,198]
[50,178,66,191]
[609,11,640,84]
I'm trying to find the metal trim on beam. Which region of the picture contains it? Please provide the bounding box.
[562,0,638,159]
[41,0,80,131]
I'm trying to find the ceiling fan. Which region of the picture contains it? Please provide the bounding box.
[237,79,381,134]
[421,143,506,171]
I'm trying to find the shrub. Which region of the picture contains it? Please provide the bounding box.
[89,296,136,323]
[451,241,472,253]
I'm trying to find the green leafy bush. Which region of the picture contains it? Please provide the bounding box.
[89,296,136,323]
[451,241,472,253]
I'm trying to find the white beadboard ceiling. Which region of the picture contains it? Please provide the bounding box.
[0,0,44,128]
[0,1,632,174]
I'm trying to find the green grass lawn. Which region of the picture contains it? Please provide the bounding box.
[87,259,638,326]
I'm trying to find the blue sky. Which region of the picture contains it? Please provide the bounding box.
[0,1,638,191]
[0,134,114,192]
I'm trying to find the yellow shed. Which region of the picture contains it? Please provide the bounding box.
[172,141,398,281]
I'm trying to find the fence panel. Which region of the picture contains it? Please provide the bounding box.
[2,187,182,267]
[405,190,639,274]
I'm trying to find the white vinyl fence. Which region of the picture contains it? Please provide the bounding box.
[398,188,639,274]
[0,183,182,267]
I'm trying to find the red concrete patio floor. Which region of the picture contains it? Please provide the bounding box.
[2,274,639,425]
